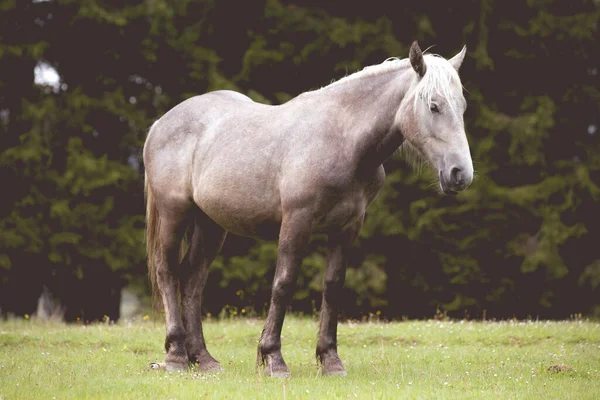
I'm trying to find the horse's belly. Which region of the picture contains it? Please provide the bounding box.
[193,179,282,240]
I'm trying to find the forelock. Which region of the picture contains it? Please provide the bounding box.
[413,54,463,113]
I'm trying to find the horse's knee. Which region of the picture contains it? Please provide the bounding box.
[271,273,296,300]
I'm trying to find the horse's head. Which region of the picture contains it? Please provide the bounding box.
[398,41,473,195]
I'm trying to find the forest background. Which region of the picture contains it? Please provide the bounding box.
[1,0,598,322]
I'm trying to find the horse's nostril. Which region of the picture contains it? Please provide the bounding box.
[450,167,462,184]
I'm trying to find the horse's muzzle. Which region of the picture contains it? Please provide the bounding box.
[439,168,471,195]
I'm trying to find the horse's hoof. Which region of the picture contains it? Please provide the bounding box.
[264,367,290,378]
[260,352,290,378]
[165,362,188,372]
[322,368,347,377]
[318,353,347,377]
[198,362,223,373]
[193,353,223,373]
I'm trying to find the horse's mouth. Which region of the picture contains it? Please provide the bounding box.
[439,171,459,196]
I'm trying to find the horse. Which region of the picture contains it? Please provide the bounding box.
[143,41,473,377]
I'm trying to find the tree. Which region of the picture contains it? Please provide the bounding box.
[1,0,597,321]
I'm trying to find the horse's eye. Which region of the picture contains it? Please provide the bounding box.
[430,103,440,113]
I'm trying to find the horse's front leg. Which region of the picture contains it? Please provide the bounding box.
[316,219,363,376]
[258,209,312,378]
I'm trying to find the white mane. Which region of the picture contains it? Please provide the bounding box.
[322,54,462,114]
[324,57,410,88]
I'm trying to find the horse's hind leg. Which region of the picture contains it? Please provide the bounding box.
[180,209,227,372]
[155,205,192,371]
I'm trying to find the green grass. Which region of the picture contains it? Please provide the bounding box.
[1,316,599,399]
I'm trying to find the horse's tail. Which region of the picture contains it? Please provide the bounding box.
[144,170,161,312]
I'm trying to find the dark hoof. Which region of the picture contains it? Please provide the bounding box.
[165,361,188,372]
[322,367,347,376]
[263,354,290,378]
[264,366,290,378]
[193,353,223,373]
[199,362,223,373]
[319,352,346,377]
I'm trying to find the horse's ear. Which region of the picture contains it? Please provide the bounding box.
[449,45,467,71]
[409,40,427,77]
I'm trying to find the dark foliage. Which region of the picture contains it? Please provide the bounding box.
[1,0,598,321]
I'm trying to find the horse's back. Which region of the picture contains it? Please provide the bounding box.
[143,91,256,206]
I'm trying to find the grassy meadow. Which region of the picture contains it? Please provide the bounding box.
[0,316,599,399]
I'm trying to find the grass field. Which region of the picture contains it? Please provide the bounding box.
[1,316,599,399]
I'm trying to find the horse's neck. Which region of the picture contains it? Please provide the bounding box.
[320,64,413,170]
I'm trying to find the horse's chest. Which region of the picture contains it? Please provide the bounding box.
[310,185,367,232]
[310,167,385,232]
[314,199,363,231]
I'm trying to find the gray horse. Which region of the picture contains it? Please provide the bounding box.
[143,41,473,377]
